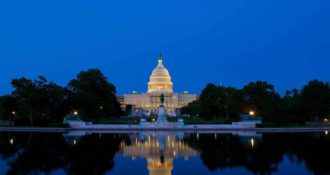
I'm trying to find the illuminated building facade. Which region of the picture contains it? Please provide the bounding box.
[120,55,197,116]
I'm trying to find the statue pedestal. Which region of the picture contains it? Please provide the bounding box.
[157,106,168,123]
[140,105,186,129]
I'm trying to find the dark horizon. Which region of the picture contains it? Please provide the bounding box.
[1,0,330,95]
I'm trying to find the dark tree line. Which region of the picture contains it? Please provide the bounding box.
[0,69,122,126]
[182,80,330,125]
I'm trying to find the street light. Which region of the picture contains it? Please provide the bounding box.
[10,111,16,127]
[250,138,255,148]
[249,111,255,116]
[73,111,79,116]
[9,138,14,145]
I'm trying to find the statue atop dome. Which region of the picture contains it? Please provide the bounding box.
[157,53,164,67]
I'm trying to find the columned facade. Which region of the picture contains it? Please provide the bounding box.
[120,54,197,116]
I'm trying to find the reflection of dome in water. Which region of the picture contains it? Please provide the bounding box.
[148,158,173,175]
[148,54,173,94]
[120,133,198,175]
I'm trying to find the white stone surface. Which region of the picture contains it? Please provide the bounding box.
[68,121,258,130]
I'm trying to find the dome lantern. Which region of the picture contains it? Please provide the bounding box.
[157,53,164,67]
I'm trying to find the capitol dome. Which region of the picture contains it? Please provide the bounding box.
[148,54,173,94]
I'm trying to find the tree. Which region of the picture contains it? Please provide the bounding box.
[181,100,202,117]
[67,69,121,122]
[43,82,71,123]
[299,80,330,121]
[182,84,242,121]
[216,86,242,120]
[280,89,305,124]
[0,95,19,126]
[124,105,133,116]
[242,81,282,121]
[11,76,69,126]
[198,83,221,120]
[283,88,300,114]
[11,77,39,126]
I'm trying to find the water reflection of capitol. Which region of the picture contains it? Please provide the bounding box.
[63,131,261,174]
[119,133,198,175]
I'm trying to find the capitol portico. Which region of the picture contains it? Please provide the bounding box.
[119,54,197,116]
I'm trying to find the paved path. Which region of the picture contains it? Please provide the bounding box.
[0,126,330,133]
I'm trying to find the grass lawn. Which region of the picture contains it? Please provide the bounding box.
[98,117,140,124]
[257,122,330,128]
[167,117,228,124]
[184,117,227,124]
[166,117,179,122]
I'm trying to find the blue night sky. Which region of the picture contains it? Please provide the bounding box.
[0,0,329,95]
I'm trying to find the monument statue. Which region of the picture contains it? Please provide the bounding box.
[160,93,165,107]
[157,93,167,123]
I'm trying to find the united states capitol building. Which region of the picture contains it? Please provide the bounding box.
[118,54,197,117]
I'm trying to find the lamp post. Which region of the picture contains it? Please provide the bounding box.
[250,138,255,148]
[10,111,16,127]
[9,138,14,145]
[73,110,79,116]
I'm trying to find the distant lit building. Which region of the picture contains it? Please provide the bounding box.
[119,54,197,116]
[116,95,125,109]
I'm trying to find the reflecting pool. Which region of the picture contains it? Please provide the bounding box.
[0,131,329,175]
